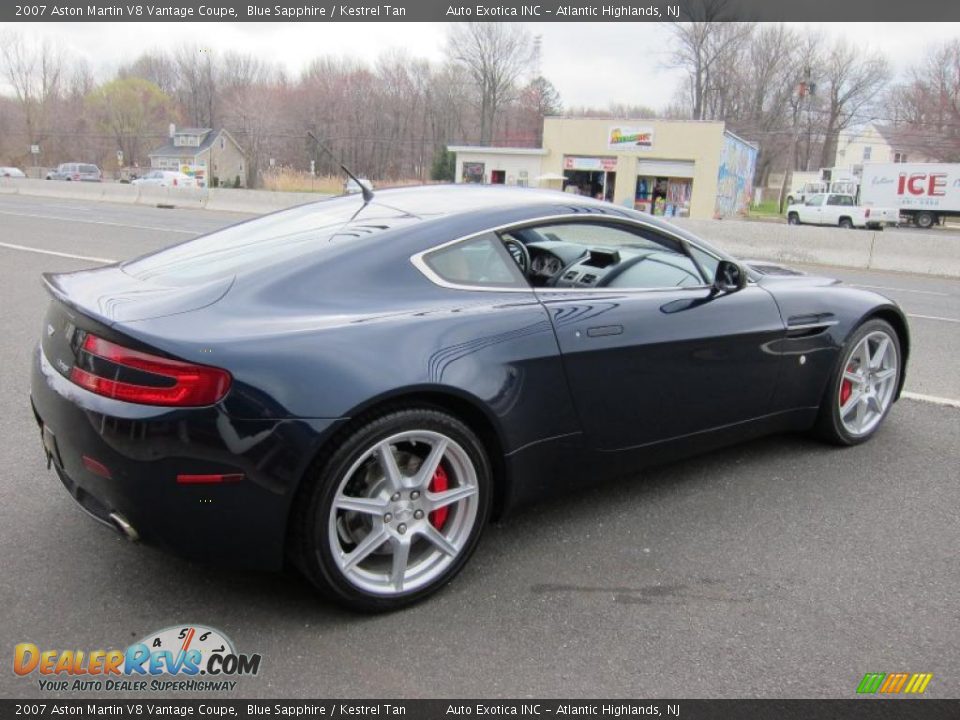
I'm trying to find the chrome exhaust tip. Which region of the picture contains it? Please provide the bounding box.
[108,512,139,542]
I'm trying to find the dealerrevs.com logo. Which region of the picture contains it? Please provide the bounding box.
[13,625,262,692]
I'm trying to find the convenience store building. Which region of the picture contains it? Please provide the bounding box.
[450,117,757,220]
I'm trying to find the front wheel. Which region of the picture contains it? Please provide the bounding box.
[788,213,801,225]
[294,408,492,611]
[815,319,901,445]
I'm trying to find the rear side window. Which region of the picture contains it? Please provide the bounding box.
[80,164,98,173]
[123,199,407,284]
[422,233,528,289]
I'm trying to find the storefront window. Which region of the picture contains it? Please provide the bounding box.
[462,162,484,184]
[636,176,692,217]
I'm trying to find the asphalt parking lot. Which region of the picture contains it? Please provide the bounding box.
[1,194,958,699]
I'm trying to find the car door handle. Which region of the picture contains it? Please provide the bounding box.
[586,325,623,337]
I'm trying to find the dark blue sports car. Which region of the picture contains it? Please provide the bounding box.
[31,186,908,610]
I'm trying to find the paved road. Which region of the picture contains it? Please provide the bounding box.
[1,195,958,699]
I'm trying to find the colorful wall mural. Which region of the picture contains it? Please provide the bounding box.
[715,133,758,217]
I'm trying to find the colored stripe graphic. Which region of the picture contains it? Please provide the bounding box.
[857,673,885,694]
[857,672,933,694]
[880,673,909,693]
[904,673,934,694]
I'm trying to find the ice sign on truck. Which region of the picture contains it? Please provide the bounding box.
[860,162,960,229]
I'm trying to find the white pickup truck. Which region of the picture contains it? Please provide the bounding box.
[787,192,898,230]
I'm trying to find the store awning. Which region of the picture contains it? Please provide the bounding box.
[636,160,695,178]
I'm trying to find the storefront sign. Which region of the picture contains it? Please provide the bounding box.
[608,125,655,151]
[563,156,618,172]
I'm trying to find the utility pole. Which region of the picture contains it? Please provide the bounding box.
[779,67,814,214]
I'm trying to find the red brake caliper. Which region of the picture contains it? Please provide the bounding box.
[429,465,449,529]
[840,364,854,406]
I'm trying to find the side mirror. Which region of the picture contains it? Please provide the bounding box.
[713,260,747,293]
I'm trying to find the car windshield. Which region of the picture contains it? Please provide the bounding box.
[122,199,409,284]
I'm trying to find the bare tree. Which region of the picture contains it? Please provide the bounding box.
[818,40,890,168]
[174,45,219,128]
[515,76,562,145]
[445,23,533,145]
[668,0,753,121]
[886,40,960,162]
[0,31,64,155]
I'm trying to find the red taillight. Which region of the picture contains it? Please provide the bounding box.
[69,334,231,407]
[82,455,112,479]
[176,473,244,485]
[865,208,871,218]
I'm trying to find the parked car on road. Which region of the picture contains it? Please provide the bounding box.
[31,185,909,611]
[343,177,373,195]
[0,166,26,178]
[45,163,102,182]
[787,193,898,229]
[131,170,197,189]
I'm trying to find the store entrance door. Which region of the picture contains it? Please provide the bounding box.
[563,169,616,201]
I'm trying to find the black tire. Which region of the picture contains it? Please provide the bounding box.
[293,407,492,612]
[814,319,901,446]
[915,211,936,229]
[788,213,801,225]
[839,217,853,229]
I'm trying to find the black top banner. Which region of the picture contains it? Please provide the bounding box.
[4,0,960,22]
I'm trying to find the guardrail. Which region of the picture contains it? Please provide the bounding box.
[0,177,329,214]
[2,177,957,277]
[670,218,960,278]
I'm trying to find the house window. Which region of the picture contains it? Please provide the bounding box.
[220,137,225,150]
[862,146,872,161]
[894,152,908,163]
[174,135,200,148]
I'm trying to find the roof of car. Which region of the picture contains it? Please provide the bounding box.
[361,184,610,216]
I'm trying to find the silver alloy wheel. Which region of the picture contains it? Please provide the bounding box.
[837,330,899,437]
[327,430,479,595]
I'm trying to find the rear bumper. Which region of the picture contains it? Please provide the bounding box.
[31,345,341,570]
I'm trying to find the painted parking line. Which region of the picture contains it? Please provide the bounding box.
[0,241,116,264]
[902,391,960,409]
[907,313,960,324]
[0,209,201,234]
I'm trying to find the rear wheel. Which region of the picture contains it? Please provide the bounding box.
[915,211,936,229]
[294,408,491,611]
[839,217,853,229]
[815,319,901,445]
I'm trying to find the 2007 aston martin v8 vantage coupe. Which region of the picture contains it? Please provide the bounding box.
[31,186,908,611]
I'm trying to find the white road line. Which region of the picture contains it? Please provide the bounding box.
[0,241,116,264]
[853,283,951,297]
[907,313,960,324]
[902,391,960,409]
[0,209,200,234]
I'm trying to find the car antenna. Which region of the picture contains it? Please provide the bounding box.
[307,131,374,204]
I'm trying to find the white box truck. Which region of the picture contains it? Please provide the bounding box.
[860,162,960,229]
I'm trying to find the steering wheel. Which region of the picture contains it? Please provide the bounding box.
[502,237,531,275]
